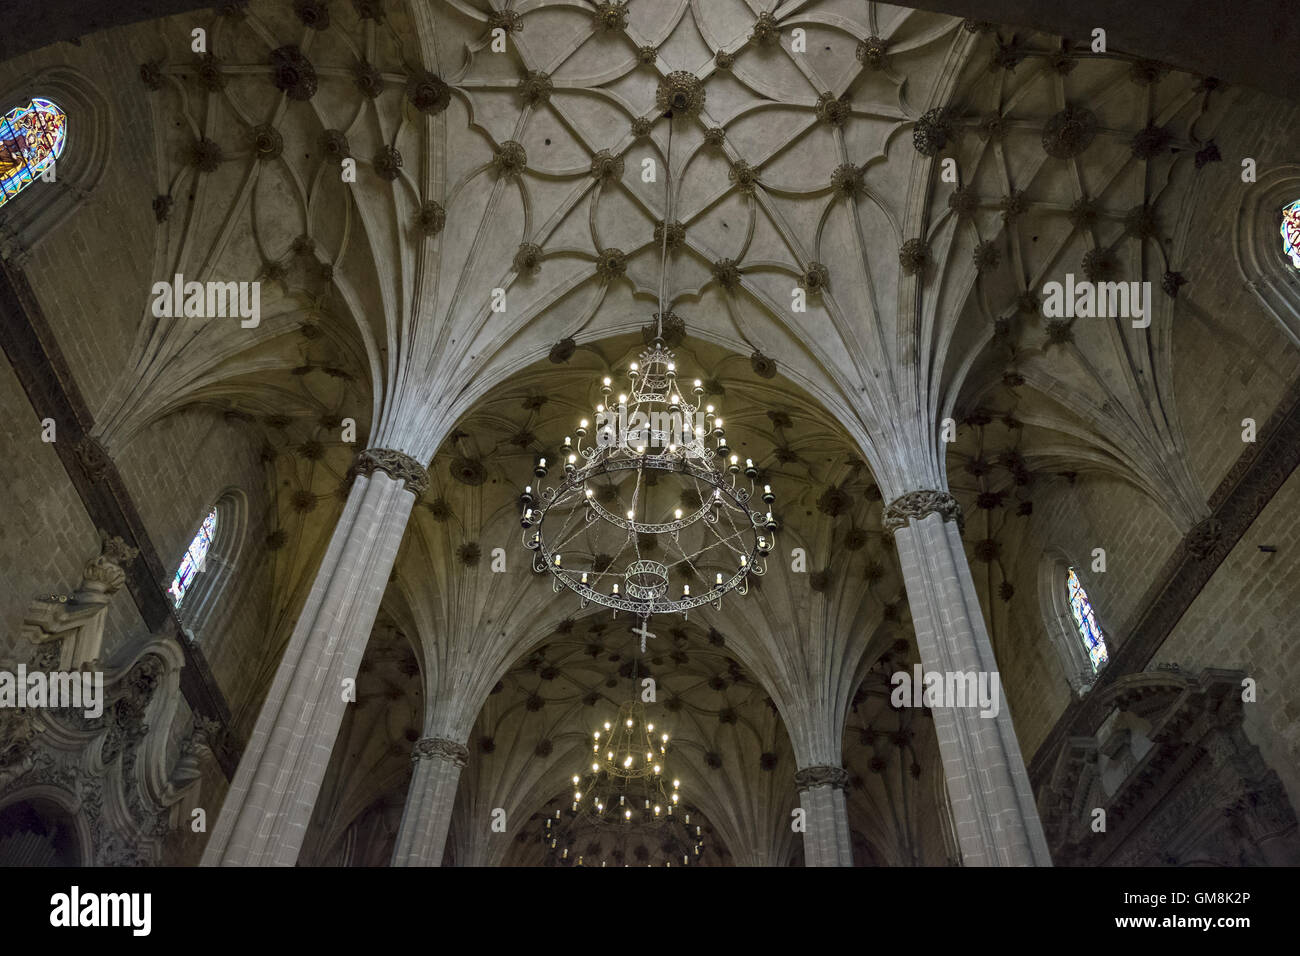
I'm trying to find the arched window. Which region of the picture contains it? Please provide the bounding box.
[0,98,67,208]
[168,509,217,607]
[1066,567,1109,672]
[1282,199,1300,271]
[1039,551,1109,695]
[167,490,247,640]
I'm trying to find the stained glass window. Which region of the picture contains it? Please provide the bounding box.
[1282,199,1300,271]
[0,98,67,208]
[169,510,217,607]
[1066,567,1108,672]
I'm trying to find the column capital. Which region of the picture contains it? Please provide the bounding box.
[882,489,963,537]
[352,447,430,497]
[412,736,468,767]
[794,765,850,791]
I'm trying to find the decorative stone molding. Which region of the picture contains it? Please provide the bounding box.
[794,765,849,791]
[21,531,139,670]
[352,448,430,497]
[1185,516,1224,560]
[269,45,317,101]
[1040,668,1300,865]
[856,36,888,69]
[0,636,201,865]
[655,71,705,119]
[412,736,468,767]
[73,435,111,482]
[882,490,964,537]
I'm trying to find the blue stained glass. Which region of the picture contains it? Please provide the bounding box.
[1067,567,1108,672]
[0,98,67,208]
[1283,199,1300,271]
[170,510,217,607]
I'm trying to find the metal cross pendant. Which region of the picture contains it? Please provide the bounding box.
[632,618,655,653]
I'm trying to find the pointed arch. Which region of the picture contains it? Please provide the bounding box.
[171,488,248,643]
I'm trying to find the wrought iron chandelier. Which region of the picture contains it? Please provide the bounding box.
[520,112,778,636]
[541,700,705,866]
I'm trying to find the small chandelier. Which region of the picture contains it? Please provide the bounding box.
[521,340,777,632]
[542,700,705,866]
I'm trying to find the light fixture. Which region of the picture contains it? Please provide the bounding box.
[520,105,777,635]
[540,700,704,867]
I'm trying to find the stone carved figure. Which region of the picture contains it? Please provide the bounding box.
[20,530,139,670]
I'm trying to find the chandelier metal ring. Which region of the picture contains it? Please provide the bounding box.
[519,342,779,622]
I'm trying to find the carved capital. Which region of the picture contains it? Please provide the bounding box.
[794,765,849,791]
[412,736,468,767]
[352,448,429,497]
[882,490,964,537]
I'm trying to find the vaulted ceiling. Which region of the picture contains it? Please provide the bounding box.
[94,0,1244,863]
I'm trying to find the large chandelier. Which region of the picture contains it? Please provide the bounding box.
[521,341,777,633]
[541,700,705,866]
[520,111,777,640]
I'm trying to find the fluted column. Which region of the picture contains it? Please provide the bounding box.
[886,491,1052,866]
[796,766,854,866]
[391,736,468,867]
[202,450,427,866]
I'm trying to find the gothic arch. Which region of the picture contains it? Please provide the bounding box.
[175,488,248,643]
[1037,548,1108,697]
[1235,163,1300,347]
[0,66,111,263]
[0,785,92,867]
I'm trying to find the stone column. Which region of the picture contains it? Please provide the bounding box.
[796,766,854,866]
[201,449,427,867]
[885,491,1052,866]
[391,736,468,867]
